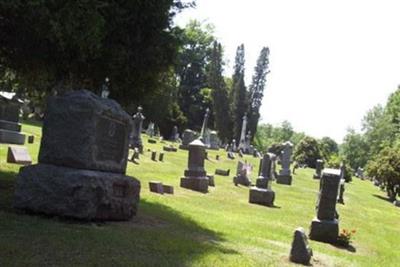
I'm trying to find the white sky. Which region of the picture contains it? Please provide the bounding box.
[174,0,400,143]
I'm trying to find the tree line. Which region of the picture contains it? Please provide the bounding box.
[0,2,270,143]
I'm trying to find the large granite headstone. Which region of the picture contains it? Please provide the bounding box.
[0,92,25,145]
[180,139,209,193]
[277,141,293,185]
[256,153,273,188]
[313,159,324,179]
[309,168,341,243]
[14,90,140,221]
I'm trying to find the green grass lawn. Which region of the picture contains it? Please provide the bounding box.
[1,122,399,266]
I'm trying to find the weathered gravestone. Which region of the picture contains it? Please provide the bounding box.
[159,152,164,162]
[179,129,196,150]
[309,168,341,243]
[209,130,220,150]
[290,227,313,265]
[149,181,163,194]
[170,125,179,141]
[277,141,293,185]
[130,106,145,153]
[163,184,174,194]
[28,135,34,144]
[256,153,273,188]
[180,139,209,193]
[7,146,32,165]
[148,139,157,144]
[146,122,155,137]
[14,90,141,221]
[313,159,324,179]
[233,161,252,186]
[151,151,157,161]
[0,92,26,145]
[215,168,230,176]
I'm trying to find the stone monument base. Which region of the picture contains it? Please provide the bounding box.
[256,178,270,189]
[180,177,208,193]
[0,129,25,145]
[14,163,141,221]
[249,187,275,206]
[309,218,339,243]
[233,175,251,186]
[276,174,292,185]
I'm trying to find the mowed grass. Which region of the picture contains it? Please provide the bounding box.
[0,122,399,266]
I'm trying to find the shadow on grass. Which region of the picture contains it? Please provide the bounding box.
[372,193,391,203]
[0,168,238,266]
[330,243,357,253]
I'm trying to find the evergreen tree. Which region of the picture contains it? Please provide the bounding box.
[207,41,232,142]
[231,44,248,141]
[248,47,270,141]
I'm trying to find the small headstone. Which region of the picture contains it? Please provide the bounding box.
[7,146,32,165]
[249,187,275,206]
[216,155,220,161]
[313,159,324,179]
[276,141,293,185]
[149,181,163,194]
[163,145,177,152]
[180,139,209,193]
[170,125,179,142]
[215,169,230,176]
[207,175,215,187]
[233,161,251,186]
[131,148,140,161]
[289,227,313,265]
[227,152,235,160]
[162,184,174,194]
[159,152,164,162]
[28,135,34,144]
[151,151,157,161]
[148,139,157,144]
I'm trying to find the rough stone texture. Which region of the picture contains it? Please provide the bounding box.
[313,159,324,179]
[309,218,339,243]
[180,139,209,193]
[249,187,275,206]
[215,169,230,176]
[14,164,140,221]
[276,175,292,185]
[159,153,164,162]
[149,181,163,194]
[39,90,132,174]
[162,185,174,194]
[7,146,32,165]
[28,135,34,144]
[290,227,313,265]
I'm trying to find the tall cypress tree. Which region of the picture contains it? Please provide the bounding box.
[231,44,248,141]
[248,47,270,141]
[208,41,231,142]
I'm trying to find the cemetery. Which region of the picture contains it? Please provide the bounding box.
[1,1,400,267]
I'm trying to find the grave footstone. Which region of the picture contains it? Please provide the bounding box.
[149,181,164,194]
[180,139,209,193]
[0,92,26,144]
[7,146,32,165]
[14,90,140,221]
[28,135,34,144]
[207,175,215,187]
[289,227,313,265]
[277,141,293,185]
[148,139,157,144]
[313,159,324,179]
[159,152,164,162]
[163,184,174,194]
[309,168,341,243]
[215,169,230,176]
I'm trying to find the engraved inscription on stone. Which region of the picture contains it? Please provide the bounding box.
[95,115,127,163]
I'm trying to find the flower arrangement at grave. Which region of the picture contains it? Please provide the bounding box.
[337,229,356,247]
